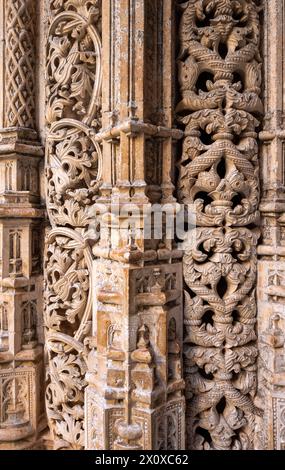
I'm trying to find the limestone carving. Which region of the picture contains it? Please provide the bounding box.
[255,0,285,450]
[84,0,185,451]
[4,0,36,128]
[2,0,285,452]
[0,0,44,450]
[46,0,101,126]
[177,0,263,450]
[44,0,102,450]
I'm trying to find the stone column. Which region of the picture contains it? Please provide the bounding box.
[44,0,102,450]
[0,0,45,450]
[176,0,263,450]
[84,0,185,450]
[256,0,285,451]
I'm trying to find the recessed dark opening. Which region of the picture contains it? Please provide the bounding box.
[196,72,214,92]
[232,193,243,207]
[218,43,228,59]
[233,11,246,22]
[181,157,191,167]
[196,427,212,443]
[184,286,196,299]
[217,158,226,178]
[202,310,214,326]
[216,396,226,414]
[232,310,240,323]
[233,72,244,92]
[232,134,241,145]
[200,130,213,145]
[199,368,214,381]
[194,191,213,207]
[195,10,214,28]
[217,277,228,298]
[199,241,214,259]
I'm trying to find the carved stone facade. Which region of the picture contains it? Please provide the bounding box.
[176,0,263,450]
[0,0,284,451]
[255,0,285,451]
[84,0,185,450]
[0,0,45,450]
[44,0,102,450]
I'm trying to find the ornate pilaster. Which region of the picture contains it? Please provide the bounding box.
[176,0,263,450]
[256,0,285,451]
[0,0,45,450]
[84,0,185,450]
[44,0,102,450]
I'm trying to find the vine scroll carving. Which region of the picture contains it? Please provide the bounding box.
[44,0,102,450]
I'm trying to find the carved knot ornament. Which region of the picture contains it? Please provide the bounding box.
[177,0,263,450]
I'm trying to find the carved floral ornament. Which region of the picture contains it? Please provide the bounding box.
[177,0,262,226]
[44,0,102,450]
[4,0,285,453]
[46,0,102,126]
[177,0,263,450]
[46,120,102,228]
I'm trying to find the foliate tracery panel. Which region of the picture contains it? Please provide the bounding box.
[176,0,263,449]
[46,0,102,127]
[45,0,102,450]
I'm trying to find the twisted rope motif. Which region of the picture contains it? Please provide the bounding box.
[5,0,36,128]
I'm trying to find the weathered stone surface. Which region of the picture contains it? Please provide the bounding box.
[255,0,285,451]
[0,0,45,450]
[176,0,263,450]
[0,0,284,451]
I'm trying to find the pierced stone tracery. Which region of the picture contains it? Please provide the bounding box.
[176,0,263,450]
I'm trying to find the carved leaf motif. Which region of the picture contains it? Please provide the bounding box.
[45,0,102,452]
[47,2,101,125]
[55,412,84,449]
